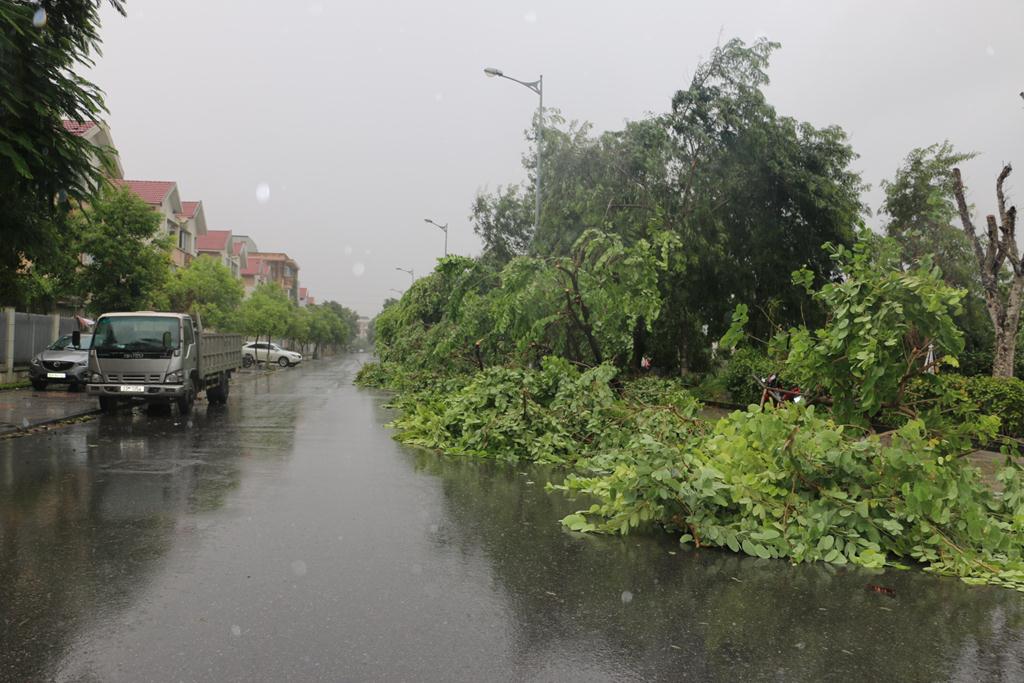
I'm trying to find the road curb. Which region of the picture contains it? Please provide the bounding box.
[0,407,102,437]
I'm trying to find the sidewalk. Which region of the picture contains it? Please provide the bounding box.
[0,387,99,435]
[0,364,298,435]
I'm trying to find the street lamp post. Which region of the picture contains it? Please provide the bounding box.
[483,66,543,233]
[424,218,448,257]
[395,267,414,284]
[389,288,405,296]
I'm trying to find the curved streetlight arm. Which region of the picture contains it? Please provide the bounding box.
[424,218,449,257]
[499,74,541,96]
[483,67,543,235]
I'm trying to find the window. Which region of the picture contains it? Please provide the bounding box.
[93,316,180,352]
[183,317,194,346]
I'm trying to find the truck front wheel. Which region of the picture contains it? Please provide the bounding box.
[99,396,117,414]
[176,384,195,415]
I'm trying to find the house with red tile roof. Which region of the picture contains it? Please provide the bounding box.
[113,179,203,269]
[196,229,242,278]
[298,287,313,307]
[62,119,124,179]
[178,199,208,257]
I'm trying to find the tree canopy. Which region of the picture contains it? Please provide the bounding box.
[164,255,244,331]
[73,186,171,315]
[0,0,125,305]
[468,38,865,372]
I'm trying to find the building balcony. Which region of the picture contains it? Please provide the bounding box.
[171,248,193,269]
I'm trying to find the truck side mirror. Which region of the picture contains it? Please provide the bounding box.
[162,331,172,348]
[72,331,81,349]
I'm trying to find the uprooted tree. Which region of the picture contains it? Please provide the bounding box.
[952,165,1022,377]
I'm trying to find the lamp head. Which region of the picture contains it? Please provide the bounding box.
[483,67,503,78]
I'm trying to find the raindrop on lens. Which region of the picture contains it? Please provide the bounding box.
[343,245,353,255]
[32,7,46,28]
[231,624,241,637]
[352,262,365,277]
[290,560,308,576]
[620,590,634,604]
[255,182,271,203]
[523,10,537,23]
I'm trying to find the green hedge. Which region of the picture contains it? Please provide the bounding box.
[903,373,1024,439]
[717,350,1024,438]
[956,374,1024,439]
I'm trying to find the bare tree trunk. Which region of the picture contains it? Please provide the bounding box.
[993,277,1024,376]
[952,165,1022,378]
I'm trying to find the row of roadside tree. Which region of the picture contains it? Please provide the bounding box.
[0,2,359,355]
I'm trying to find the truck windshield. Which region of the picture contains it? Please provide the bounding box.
[93,316,180,352]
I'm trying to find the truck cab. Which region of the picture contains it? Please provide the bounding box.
[83,312,240,414]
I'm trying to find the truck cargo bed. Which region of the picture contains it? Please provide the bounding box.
[200,333,243,378]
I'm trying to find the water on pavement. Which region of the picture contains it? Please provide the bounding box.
[1,356,1022,682]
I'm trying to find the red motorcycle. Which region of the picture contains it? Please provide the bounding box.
[756,373,804,408]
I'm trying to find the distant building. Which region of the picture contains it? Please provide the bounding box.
[232,235,260,255]
[357,317,369,338]
[240,255,271,296]
[248,252,300,303]
[232,240,249,278]
[298,287,313,307]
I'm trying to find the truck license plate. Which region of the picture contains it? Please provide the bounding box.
[119,385,145,393]
[47,372,66,379]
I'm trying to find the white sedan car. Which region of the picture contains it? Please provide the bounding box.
[241,342,302,367]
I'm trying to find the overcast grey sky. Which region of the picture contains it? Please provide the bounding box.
[88,0,1024,316]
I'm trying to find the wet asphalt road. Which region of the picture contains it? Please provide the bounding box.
[2,355,1023,682]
